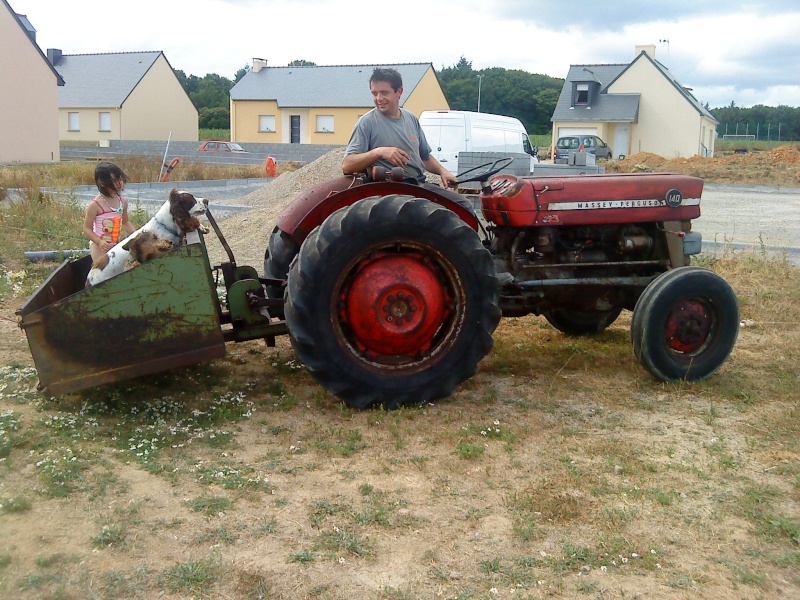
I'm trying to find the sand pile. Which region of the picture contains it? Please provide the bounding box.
[205,147,346,270]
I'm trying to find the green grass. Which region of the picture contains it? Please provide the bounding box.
[184,496,234,516]
[162,557,220,594]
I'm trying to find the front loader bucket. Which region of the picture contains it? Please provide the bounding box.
[16,230,225,395]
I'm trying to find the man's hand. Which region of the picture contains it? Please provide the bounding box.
[440,170,459,188]
[377,146,410,167]
[342,146,409,175]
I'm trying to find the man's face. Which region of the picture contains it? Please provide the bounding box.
[370,80,403,117]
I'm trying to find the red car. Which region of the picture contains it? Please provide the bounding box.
[197,141,248,153]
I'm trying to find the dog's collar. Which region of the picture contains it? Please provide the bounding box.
[154,217,180,238]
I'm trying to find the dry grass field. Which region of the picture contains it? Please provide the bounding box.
[0,149,799,599]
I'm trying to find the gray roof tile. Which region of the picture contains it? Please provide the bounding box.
[54,51,162,107]
[230,63,433,107]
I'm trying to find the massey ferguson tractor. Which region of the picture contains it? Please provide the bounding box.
[263,159,739,408]
[19,159,739,410]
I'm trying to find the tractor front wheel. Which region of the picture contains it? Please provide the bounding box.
[631,267,739,381]
[285,195,501,409]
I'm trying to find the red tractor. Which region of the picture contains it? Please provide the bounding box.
[264,159,740,409]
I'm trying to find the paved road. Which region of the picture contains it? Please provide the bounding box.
[43,178,270,218]
[28,178,800,263]
[696,183,800,263]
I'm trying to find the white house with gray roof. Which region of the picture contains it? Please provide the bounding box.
[229,61,449,145]
[49,50,198,142]
[551,45,718,159]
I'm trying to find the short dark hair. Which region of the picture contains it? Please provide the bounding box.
[94,161,128,197]
[370,67,402,92]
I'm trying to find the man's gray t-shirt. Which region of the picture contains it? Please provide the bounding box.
[345,108,431,182]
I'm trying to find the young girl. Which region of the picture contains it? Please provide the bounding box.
[82,161,137,261]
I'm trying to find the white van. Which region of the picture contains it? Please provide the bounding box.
[419,110,538,175]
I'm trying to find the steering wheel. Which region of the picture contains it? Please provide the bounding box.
[454,157,515,186]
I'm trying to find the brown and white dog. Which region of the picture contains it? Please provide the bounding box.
[85,231,173,287]
[86,189,206,286]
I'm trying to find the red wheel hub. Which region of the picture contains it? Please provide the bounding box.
[664,299,712,353]
[342,252,450,356]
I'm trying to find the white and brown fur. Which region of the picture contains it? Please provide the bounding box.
[86,189,206,286]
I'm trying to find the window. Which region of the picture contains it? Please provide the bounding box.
[259,115,276,132]
[99,112,111,132]
[316,115,334,133]
[68,112,80,131]
[575,83,589,105]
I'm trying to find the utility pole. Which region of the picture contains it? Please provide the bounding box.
[477,75,483,113]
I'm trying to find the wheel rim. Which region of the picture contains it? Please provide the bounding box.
[336,245,463,369]
[663,299,713,354]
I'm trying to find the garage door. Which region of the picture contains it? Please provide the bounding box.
[558,127,598,137]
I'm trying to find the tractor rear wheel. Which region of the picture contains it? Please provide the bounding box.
[544,307,622,335]
[285,195,501,409]
[631,266,739,381]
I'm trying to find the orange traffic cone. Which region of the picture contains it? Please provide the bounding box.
[265,156,277,177]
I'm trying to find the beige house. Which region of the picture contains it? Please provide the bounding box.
[229,62,449,145]
[1,1,63,162]
[552,45,718,159]
[50,50,198,142]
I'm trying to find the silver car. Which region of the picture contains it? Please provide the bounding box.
[555,135,613,161]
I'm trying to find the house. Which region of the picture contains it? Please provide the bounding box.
[49,50,198,142]
[551,45,718,159]
[0,0,63,162]
[229,62,449,145]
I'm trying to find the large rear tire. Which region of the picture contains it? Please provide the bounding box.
[285,195,502,409]
[631,267,739,382]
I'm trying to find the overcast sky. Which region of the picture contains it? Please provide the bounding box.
[11,0,800,109]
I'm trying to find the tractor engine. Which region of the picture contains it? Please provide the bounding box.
[479,172,703,319]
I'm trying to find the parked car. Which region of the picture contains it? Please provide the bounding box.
[197,141,248,153]
[555,135,612,161]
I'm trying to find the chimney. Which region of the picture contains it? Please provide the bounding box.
[252,58,268,73]
[635,44,656,59]
[47,48,63,66]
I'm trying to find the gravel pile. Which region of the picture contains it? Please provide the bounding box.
[204,147,346,270]
[204,146,447,270]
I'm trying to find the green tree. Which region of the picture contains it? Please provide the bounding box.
[199,106,230,129]
[234,64,250,83]
[437,58,563,134]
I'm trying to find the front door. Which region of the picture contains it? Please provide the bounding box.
[614,125,630,159]
[290,116,300,144]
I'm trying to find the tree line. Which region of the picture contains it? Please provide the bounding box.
[175,59,798,141]
[709,103,800,141]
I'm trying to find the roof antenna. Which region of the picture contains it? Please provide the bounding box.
[659,38,670,67]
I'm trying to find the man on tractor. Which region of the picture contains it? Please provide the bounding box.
[342,67,475,214]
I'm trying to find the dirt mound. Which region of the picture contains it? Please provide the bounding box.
[606,145,800,186]
[205,148,346,270]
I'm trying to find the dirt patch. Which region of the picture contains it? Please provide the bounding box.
[2,149,800,599]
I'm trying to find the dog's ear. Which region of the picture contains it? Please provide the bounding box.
[169,188,179,202]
